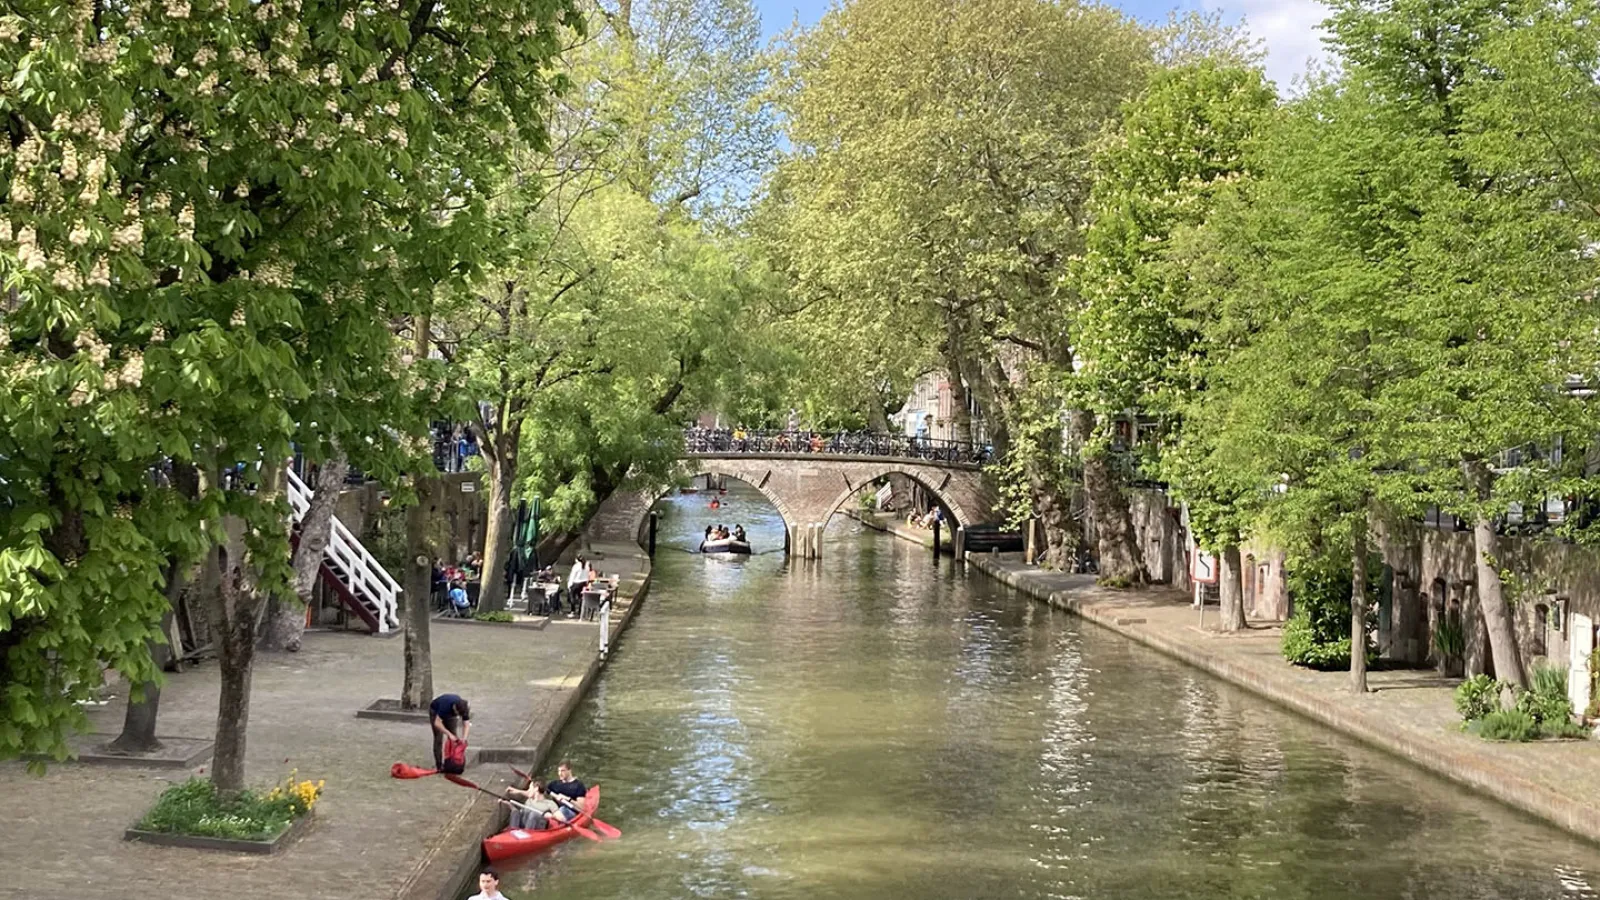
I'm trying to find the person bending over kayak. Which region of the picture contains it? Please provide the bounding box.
[501,781,565,831]
[546,760,588,811]
[429,693,471,770]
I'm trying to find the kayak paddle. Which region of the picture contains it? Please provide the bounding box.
[444,773,603,843]
[508,765,623,839]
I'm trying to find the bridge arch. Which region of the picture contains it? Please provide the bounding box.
[617,466,798,554]
[817,464,981,533]
[587,453,996,560]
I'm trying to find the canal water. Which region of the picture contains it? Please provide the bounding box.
[489,484,1600,899]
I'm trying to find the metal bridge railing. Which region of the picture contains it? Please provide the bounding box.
[683,428,993,466]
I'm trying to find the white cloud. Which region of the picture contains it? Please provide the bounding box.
[1209,0,1332,91]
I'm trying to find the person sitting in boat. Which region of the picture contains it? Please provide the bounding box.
[546,760,589,812]
[733,524,747,543]
[501,781,565,831]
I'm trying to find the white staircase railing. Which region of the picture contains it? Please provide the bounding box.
[286,467,402,634]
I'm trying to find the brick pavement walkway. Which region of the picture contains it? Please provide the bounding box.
[0,542,648,900]
[967,553,1600,847]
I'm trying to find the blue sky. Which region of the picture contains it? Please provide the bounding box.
[754,0,1330,90]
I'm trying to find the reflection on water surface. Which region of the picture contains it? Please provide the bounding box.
[485,484,1600,899]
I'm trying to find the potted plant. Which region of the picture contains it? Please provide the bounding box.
[1433,617,1466,678]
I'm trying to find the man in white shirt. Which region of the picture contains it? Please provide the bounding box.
[566,555,589,616]
[468,869,509,900]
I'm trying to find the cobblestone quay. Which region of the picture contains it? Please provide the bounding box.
[0,542,648,900]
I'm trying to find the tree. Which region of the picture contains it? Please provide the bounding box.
[1466,0,1600,553]
[1319,0,1598,688]
[258,452,346,653]
[767,0,1153,562]
[1,0,578,783]
[436,0,774,596]
[1073,61,1278,611]
[1168,71,1431,692]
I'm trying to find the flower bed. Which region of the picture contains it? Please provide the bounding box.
[131,772,323,844]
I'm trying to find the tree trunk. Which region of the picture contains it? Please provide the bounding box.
[1220,545,1246,632]
[1072,410,1148,584]
[478,433,517,613]
[106,560,186,753]
[260,453,348,652]
[209,538,263,796]
[1463,459,1528,689]
[1030,466,1078,570]
[938,319,977,446]
[1350,525,1369,694]
[971,351,1014,460]
[402,473,437,709]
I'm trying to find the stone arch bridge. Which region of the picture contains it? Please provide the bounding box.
[584,432,998,559]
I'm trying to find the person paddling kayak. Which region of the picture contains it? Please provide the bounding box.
[501,781,565,831]
[546,760,588,812]
[429,693,471,770]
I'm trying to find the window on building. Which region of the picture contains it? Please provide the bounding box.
[1532,603,1549,657]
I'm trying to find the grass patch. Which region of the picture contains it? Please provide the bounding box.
[473,610,516,623]
[136,774,322,841]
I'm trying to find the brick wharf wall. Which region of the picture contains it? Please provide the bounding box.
[1124,483,1598,672]
[1122,488,1289,621]
[1377,520,1600,673]
[1121,487,1600,672]
[336,472,486,565]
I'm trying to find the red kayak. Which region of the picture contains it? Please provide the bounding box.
[483,786,601,862]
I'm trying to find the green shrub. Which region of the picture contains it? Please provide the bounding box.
[1454,674,1499,722]
[1096,575,1131,589]
[1456,666,1587,741]
[1280,551,1377,670]
[1520,664,1582,737]
[1282,612,1356,669]
[1475,708,1540,742]
[473,610,516,623]
[136,776,320,840]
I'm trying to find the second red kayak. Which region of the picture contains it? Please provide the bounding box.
[483,786,601,862]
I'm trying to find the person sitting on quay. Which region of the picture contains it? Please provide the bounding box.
[546,760,589,812]
[448,580,470,617]
[501,781,565,831]
[428,693,471,770]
